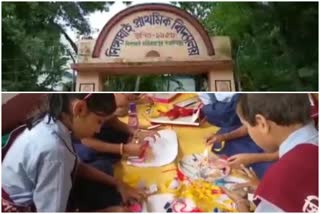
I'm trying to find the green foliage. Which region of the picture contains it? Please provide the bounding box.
[2,2,107,91]
[177,2,318,91]
[3,2,318,91]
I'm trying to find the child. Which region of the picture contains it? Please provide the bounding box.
[75,116,159,166]
[206,125,278,173]
[223,94,318,212]
[72,118,159,211]
[2,94,145,212]
[199,93,275,178]
[72,95,159,211]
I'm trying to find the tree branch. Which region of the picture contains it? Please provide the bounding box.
[51,21,78,54]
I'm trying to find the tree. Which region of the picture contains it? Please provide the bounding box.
[177,2,318,91]
[2,2,109,91]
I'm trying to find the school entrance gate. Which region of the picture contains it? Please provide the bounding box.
[72,3,235,91]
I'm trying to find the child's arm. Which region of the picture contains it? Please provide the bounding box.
[206,125,247,145]
[81,138,144,156]
[104,116,160,140]
[114,107,129,117]
[106,116,135,135]
[249,151,279,163]
[33,159,73,211]
[228,151,279,168]
[222,125,248,141]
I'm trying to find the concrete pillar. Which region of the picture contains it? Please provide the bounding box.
[76,71,104,92]
[207,69,235,91]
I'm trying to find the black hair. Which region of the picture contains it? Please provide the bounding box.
[237,93,311,126]
[27,93,116,129]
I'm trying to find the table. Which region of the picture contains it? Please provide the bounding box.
[114,93,245,212]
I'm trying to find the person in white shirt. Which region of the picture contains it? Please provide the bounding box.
[2,94,146,212]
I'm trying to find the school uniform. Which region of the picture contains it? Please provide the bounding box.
[199,93,273,179]
[72,123,128,211]
[2,116,78,212]
[199,93,242,128]
[254,123,318,212]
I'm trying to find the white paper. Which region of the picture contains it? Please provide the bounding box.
[127,129,178,167]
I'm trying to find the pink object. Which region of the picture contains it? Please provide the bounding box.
[172,200,188,212]
[129,203,142,212]
[172,199,201,212]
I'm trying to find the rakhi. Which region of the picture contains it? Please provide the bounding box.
[213,141,225,152]
[172,199,189,212]
[171,199,202,212]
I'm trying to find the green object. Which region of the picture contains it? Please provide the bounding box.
[2,134,9,147]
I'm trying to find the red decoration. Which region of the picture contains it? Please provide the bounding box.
[211,189,221,194]
[158,106,195,120]
[177,168,186,181]
[190,208,202,212]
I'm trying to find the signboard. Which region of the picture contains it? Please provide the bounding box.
[100,11,208,59]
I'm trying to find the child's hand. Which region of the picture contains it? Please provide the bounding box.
[221,186,244,201]
[138,94,154,104]
[124,94,140,102]
[124,142,145,156]
[232,164,260,193]
[227,153,256,168]
[221,187,250,212]
[205,133,225,146]
[134,129,160,142]
[117,182,146,203]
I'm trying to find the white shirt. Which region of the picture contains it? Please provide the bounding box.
[255,123,318,212]
[2,116,78,212]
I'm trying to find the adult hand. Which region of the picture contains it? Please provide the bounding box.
[227,153,257,168]
[117,182,146,204]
